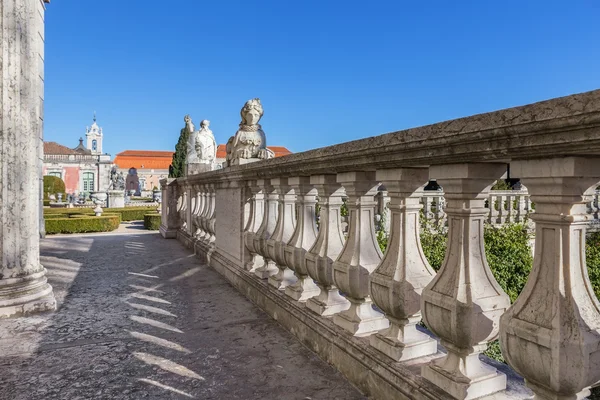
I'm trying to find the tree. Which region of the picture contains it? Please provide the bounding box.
[169,124,189,178]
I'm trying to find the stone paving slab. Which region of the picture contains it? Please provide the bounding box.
[0,232,365,400]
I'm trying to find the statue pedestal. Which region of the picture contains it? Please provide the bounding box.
[230,158,262,166]
[107,190,125,208]
[185,163,212,176]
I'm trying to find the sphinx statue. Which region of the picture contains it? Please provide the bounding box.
[225,98,274,167]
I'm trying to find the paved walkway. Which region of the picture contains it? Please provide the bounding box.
[0,231,364,400]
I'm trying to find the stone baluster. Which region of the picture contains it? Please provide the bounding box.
[369,168,437,361]
[177,191,188,232]
[515,192,526,223]
[199,186,211,242]
[193,188,203,239]
[267,178,297,289]
[506,193,514,223]
[497,193,506,224]
[421,163,510,400]
[332,172,389,336]
[422,195,433,222]
[499,157,600,400]
[488,192,498,224]
[284,177,319,301]
[244,181,265,272]
[254,180,280,279]
[305,175,350,316]
[186,187,195,236]
[207,185,217,245]
[433,195,444,225]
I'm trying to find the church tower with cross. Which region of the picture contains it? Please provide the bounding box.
[85,112,103,155]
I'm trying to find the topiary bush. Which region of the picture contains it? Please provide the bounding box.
[45,215,120,234]
[43,175,66,200]
[144,214,161,230]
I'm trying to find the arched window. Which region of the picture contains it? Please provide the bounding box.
[83,172,94,192]
[92,139,97,151]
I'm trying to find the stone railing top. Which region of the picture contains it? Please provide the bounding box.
[171,89,600,184]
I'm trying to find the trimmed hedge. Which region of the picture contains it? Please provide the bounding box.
[144,214,161,230]
[43,175,66,200]
[43,207,157,222]
[45,215,120,234]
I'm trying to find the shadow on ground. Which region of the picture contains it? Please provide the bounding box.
[0,232,364,400]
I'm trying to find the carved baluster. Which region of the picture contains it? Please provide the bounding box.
[515,192,526,223]
[284,177,319,301]
[244,181,265,272]
[267,178,297,289]
[178,190,187,232]
[332,172,389,336]
[254,180,280,279]
[207,185,216,245]
[422,195,433,222]
[200,185,211,243]
[305,175,350,316]
[369,168,437,361]
[488,192,498,224]
[506,193,514,223]
[500,157,600,400]
[193,187,203,238]
[421,163,510,400]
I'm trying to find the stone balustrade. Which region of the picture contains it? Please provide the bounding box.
[160,89,600,400]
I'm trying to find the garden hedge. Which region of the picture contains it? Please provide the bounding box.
[43,175,66,200]
[45,215,120,234]
[144,214,161,230]
[43,207,157,222]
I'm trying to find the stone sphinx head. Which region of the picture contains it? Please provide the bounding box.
[240,98,264,126]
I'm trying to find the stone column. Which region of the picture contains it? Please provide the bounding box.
[243,181,265,272]
[499,157,600,400]
[254,180,279,279]
[421,163,510,400]
[159,178,180,238]
[284,176,319,302]
[0,0,56,317]
[305,175,350,316]
[332,172,389,336]
[207,185,217,245]
[369,168,437,361]
[267,178,297,290]
[198,186,210,242]
[192,187,204,239]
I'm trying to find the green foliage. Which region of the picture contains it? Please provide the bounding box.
[484,224,533,303]
[170,125,189,178]
[491,180,511,191]
[377,229,388,253]
[43,206,157,222]
[43,175,66,200]
[43,200,51,207]
[587,232,600,300]
[340,199,348,217]
[45,215,120,234]
[144,214,161,230]
[419,222,448,272]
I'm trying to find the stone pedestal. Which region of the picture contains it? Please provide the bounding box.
[231,158,262,166]
[0,0,56,318]
[107,190,125,208]
[159,179,180,239]
[185,163,212,175]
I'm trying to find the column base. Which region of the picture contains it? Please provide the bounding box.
[527,381,590,400]
[160,225,178,239]
[254,259,278,279]
[306,286,351,316]
[332,298,389,337]
[370,329,437,361]
[421,360,506,400]
[245,254,264,272]
[284,275,319,302]
[268,267,296,290]
[0,268,56,318]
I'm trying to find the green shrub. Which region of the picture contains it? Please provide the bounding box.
[43,206,156,222]
[43,175,66,200]
[587,232,600,301]
[45,215,120,234]
[43,200,51,207]
[144,214,161,230]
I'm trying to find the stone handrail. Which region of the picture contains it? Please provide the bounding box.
[161,89,600,400]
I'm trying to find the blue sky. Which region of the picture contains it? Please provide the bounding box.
[44,1,600,157]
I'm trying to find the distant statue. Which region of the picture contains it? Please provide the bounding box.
[108,167,125,191]
[194,120,217,164]
[225,98,274,166]
[184,115,198,164]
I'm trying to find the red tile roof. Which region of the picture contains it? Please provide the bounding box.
[114,150,174,170]
[215,145,292,159]
[44,141,78,155]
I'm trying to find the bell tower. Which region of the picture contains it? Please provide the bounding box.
[86,112,103,155]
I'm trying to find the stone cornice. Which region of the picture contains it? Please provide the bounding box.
[182,89,600,184]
